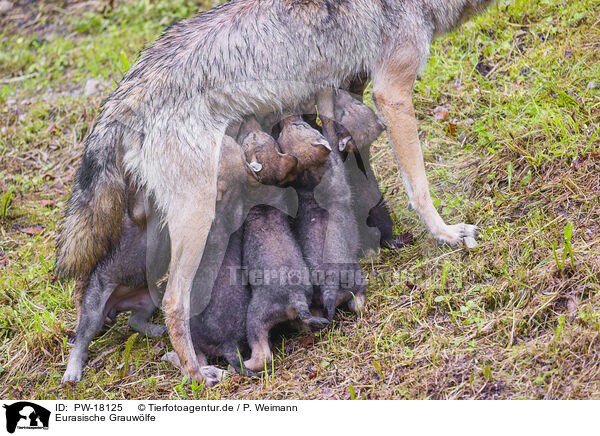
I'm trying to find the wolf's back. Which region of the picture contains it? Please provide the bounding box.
[56,120,127,280]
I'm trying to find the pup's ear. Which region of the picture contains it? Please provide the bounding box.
[245,158,262,183]
[312,138,331,151]
[248,159,263,173]
[339,136,358,154]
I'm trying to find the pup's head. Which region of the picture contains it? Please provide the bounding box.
[241,131,299,187]
[336,91,385,151]
[277,115,331,173]
[217,135,261,202]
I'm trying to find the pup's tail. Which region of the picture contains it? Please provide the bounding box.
[55,120,128,284]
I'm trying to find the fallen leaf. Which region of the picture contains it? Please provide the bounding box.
[19,225,43,235]
[433,106,449,121]
[447,122,457,136]
[40,199,56,207]
[299,335,315,349]
[395,231,415,247]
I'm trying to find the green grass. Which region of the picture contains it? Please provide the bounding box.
[1,0,599,399]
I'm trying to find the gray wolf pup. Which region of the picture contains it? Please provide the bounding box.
[57,0,491,383]
[243,203,330,372]
[277,113,366,320]
[61,210,165,384]
[334,89,397,251]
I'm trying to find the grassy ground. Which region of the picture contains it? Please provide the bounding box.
[1,0,599,400]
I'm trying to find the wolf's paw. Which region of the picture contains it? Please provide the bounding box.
[434,223,478,246]
[162,354,227,387]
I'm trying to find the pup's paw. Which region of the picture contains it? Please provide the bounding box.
[144,324,166,338]
[61,368,82,385]
[306,316,330,331]
[243,356,273,373]
[348,293,366,313]
[161,351,182,369]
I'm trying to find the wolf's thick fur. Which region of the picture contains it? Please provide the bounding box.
[57,0,493,383]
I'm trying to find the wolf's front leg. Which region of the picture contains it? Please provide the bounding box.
[372,64,477,245]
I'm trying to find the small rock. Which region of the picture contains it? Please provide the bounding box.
[84,78,101,97]
[0,1,13,14]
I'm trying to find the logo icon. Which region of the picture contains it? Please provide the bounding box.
[2,402,50,433]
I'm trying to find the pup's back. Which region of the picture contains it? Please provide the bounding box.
[243,204,329,372]
[190,226,251,374]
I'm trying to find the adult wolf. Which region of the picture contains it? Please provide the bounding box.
[57,0,491,385]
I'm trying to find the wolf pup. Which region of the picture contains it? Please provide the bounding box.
[333,89,397,251]
[238,116,299,186]
[243,203,330,372]
[61,209,165,384]
[277,112,366,320]
[57,0,490,383]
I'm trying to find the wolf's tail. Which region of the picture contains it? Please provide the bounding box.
[55,121,128,283]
